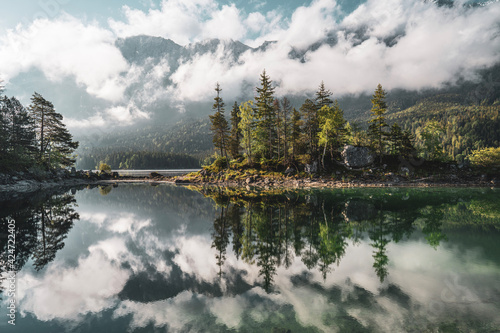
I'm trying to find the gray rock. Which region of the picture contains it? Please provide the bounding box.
[284,167,295,175]
[305,161,318,174]
[341,145,375,168]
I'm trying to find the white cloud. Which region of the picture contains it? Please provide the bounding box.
[16,238,131,322]
[202,4,246,41]
[0,15,129,102]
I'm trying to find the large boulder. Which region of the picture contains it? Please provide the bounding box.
[341,145,375,168]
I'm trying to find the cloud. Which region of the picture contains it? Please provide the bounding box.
[2,0,500,129]
[0,14,129,102]
[163,0,500,101]
[16,238,131,322]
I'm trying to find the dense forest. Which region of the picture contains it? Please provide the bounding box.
[0,85,79,173]
[76,149,200,170]
[207,70,500,170]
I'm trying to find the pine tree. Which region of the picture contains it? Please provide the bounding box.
[291,107,301,160]
[281,97,292,161]
[28,92,79,168]
[238,100,255,163]
[228,101,241,159]
[300,99,319,158]
[6,97,36,156]
[315,81,333,110]
[254,70,276,160]
[368,84,389,162]
[274,99,282,159]
[209,83,229,158]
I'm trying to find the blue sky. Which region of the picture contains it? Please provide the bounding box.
[1,0,499,129]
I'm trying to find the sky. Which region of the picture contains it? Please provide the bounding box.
[0,0,499,130]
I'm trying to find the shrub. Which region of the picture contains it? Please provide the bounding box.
[469,147,500,168]
[98,162,112,173]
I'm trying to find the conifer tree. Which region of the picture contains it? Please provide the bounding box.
[209,83,229,158]
[254,70,276,159]
[228,101,241,159]
[300,98,319,158]
[368,84,389,162]
[238,100,255,163]
[315,81,333,110]
[281,97,292,161]
[291,107,301,160]
[2,97,36,157]
[28,92,79,168]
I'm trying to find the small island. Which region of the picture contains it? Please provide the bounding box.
[172,71,499,188]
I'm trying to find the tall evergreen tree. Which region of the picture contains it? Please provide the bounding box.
[254,70,276,159]
[291,107,302,160]
[209,83,229,157]
[368,84,389,162]
[274,99,282,159]
[29,92,79,168]
[228,101,242,159]
[238,100,256,163]
[300,98,319,158]
[315,81,333,110]
[281,97,292,161]
[5,97,36,156]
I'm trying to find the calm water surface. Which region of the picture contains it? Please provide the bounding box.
[0,185,499,332]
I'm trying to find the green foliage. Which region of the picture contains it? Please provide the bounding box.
[254,70,277,159]
[77,150,200,170]
[469,147,500,168]
[418,120,445,161]
[318,101,347,166]
[29,92,79,168]
[387,97,500,161]
[228,101,241,159]
[300,98,319,158]
[209,82,229,157]
[98,162,112,173]
[368,84,389,158]
[238,100,256,163]
[204,155,229,173]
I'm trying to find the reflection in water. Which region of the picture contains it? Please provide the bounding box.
[206,188,454,289]
[0,189,80,299]
[0,185,499,332]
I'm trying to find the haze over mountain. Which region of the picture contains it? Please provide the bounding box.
[1,0,499,142]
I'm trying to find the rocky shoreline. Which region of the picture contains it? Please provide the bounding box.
[1,168,498,199]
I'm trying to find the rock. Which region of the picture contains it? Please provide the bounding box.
[305,161,318,174]
[341,145,375,168]
[12,176,19,181]
[149,172,163,179]
[284,167,295,175]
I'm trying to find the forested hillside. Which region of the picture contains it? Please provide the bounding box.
[387,95,500,162]
[76,118,212,169]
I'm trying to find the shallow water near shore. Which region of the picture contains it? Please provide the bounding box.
[1,184,499,332]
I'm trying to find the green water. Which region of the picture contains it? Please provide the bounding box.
[1,185,499,332]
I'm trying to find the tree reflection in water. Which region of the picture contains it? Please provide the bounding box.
[0,189,80,298]
[205,187,466,291]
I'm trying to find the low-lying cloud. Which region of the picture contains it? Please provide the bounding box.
[0,0,499,129]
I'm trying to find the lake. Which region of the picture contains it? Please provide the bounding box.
[0,184,499,332]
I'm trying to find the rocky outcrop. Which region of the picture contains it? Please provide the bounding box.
[341,145,375,168]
